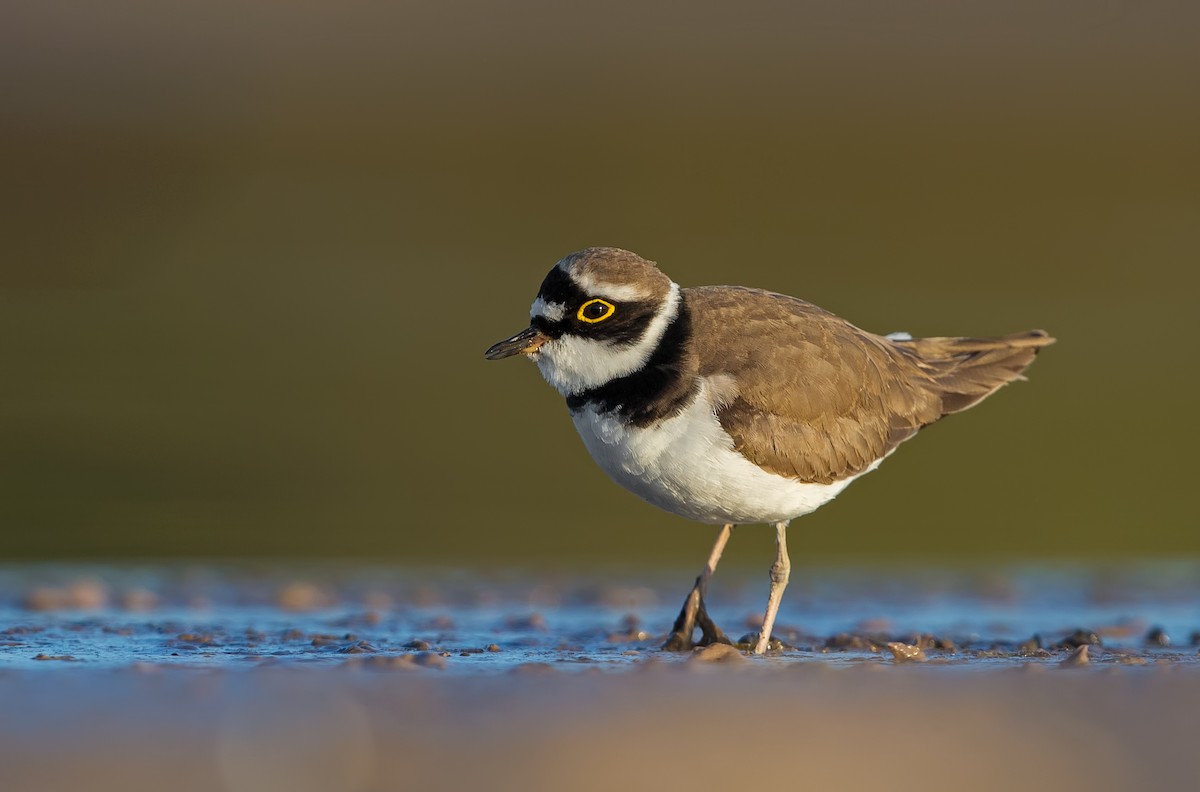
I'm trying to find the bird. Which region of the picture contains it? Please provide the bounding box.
[485,247,1054,655]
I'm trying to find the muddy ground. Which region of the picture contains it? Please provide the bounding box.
[2,563,1197,791]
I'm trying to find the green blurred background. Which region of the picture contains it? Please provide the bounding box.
[2,1,1197,564]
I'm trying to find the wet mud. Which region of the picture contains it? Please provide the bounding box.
[3,563,1197,672]
[2,563,1198,792]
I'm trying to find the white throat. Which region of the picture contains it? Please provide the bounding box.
[533,282,681,397]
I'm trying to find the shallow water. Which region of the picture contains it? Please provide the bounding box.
[4,562,1200,792]
[3,562,1198,672]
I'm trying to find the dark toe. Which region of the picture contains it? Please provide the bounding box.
[663,631,695,652]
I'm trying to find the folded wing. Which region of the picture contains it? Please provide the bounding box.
[685,286,1054,484]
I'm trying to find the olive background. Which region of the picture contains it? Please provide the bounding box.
[2,1,1197,565]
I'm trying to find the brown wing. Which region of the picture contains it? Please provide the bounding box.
[685,286,1053,484]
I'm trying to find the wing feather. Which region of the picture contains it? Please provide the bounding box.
[686,286,944,484]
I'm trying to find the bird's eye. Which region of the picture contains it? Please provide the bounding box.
[577,299,616,323]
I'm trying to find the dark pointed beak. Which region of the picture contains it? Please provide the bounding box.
[485,326,550,360]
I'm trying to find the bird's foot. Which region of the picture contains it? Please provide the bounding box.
[695,598,732,647]
[662,581,731,651]
[663,584,700,651]
[663,630,694,652]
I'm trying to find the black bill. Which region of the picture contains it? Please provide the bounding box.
[485,326,550,360]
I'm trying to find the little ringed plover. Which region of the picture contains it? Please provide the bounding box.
[486,247,1054,655]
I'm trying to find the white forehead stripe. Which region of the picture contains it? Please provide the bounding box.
[581,280,652,302]
[530,297,566,322]
[560,263,653,303]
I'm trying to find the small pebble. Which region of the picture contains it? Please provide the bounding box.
[1056,629,1102,649]
[606,627,650,643]
[885,642,927,663]
[1060,644,1090,668]
[689,643,745,664]
[1144,627,1170,647]
[337,640,378,654]
[486,643,501,652]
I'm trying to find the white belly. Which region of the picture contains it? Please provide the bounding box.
[570,381,876,525]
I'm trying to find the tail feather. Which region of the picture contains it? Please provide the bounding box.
[892,330,1055,416]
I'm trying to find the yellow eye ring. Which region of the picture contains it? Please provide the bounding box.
[577,298,616,323]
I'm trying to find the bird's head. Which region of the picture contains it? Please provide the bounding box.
[485,247,681,396]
